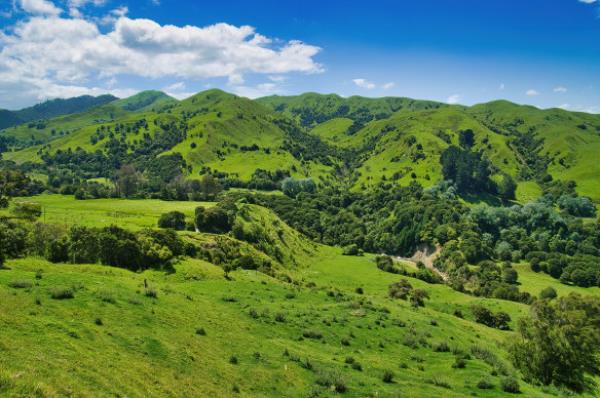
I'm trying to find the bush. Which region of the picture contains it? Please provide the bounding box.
[195,327,206,336]
[382,370,394,383]
[315,370,346,393]
[8,280,32,289]
[145,288,158,298]
[229,355,238,365]
[476,378,494,389]
[434,341,450,352]
[342,244,362,256]
[302,329,323,339]
[158,211,186,230]
[49,286,74,300]
[501,377,520,393]
[539,286,557,300]
[452,358,466,369]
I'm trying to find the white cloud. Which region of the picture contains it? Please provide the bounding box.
[579,0,597,4]
[558,103,571,109]
[232,82,282,98]
[165,81,186,91]
[352,78,376,89]
[382,82,395,90]
[553,86,568,93]
[0,5,322,108]
[447,94,461,104]
[18,0,62,16]
[499,83,505,91]
[526,89,540,96]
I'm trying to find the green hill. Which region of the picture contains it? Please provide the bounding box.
[0,95,118,130]
[2,90,600,201]
[112,90,178,112]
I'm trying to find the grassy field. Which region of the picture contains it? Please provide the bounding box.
[0,197,599,397]
[2,251,588,398]
[0,195,213,230]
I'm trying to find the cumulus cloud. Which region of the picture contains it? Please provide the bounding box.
[579,0,597,4]
[17,0,62,16]
[447,94,461,104]
[352,78,376,89]
[553,86,568,93]
[352,78,394,90]
[0,0,322,108]
[526,89,540,96]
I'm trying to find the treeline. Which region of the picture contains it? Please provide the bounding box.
[0,218,191,271]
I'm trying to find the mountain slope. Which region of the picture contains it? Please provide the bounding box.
[111,90,177,112]
[0,95,118,130]
[257,92,447,127]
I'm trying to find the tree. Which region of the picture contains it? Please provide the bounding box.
[158,211,186,230]
[458,129,475,148]
[509,293,600,392]
[497,174,517,200]
[502,267,519,284]
[199,174,223,199]
[195,206,231,233]
[281,177,316,198]
[539,286,557,300]
[11,201,42,221]
[410,288,429,308]
[116,164,141,198]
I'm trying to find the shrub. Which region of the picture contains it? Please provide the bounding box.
[501,377,520,393]
[274,313,286,322]
[229,355,238,365]
[302,329,323,339]
[94,318,103,326]
[35,270,43,280]
[539,286,557,300]
[452,358,466,369]
[351,362,362,371]
[425,376,451,389]
[344,356,355,364]
[434,341,450,352]
[342,244,362,256]
[476,378,494,389]
[96,289,116,304]
[315,370,346,393]
[382,370,394,383]
[145,288,158,298]
[8,280,32,289]
[49,286,74,300]
[195,327,206,336]
[158,211,186,230]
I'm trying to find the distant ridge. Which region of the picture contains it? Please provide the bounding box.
[0,94,118,129]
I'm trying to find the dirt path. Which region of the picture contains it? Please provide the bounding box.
[394,244,448,281]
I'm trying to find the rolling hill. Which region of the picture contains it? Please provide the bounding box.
[0,94,118,130]
[2,90,600,201]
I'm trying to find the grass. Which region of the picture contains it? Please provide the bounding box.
[0,194,214,230]
[1,246,597,396]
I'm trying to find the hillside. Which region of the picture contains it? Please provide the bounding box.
[1,195,597,397]
[2,90,600,203]
[0,95,118,130]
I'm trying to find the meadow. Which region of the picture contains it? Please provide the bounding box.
[0,196,598,397]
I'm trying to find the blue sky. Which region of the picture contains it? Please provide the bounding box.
[0,0,599,112]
